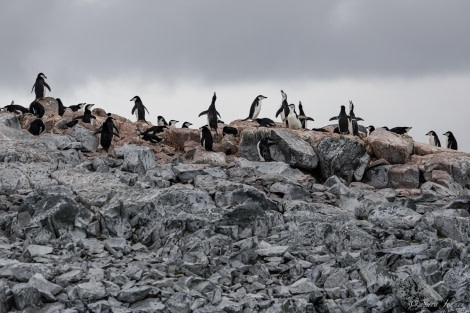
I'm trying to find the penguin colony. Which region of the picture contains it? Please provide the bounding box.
[0,74,460,155]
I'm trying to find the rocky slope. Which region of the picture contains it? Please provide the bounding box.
[1,100,470,312]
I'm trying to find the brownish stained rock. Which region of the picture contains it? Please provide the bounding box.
[366,128,413,164]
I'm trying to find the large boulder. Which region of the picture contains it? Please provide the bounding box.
[66,124,99,152]
[239,128,318,171]
[418,152,470,188]
[367,128,413,164]
[314,135,369,183]
[115,144,157,174]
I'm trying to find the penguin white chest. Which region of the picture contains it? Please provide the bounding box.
[253,103,261,119]
[287,112,301,129]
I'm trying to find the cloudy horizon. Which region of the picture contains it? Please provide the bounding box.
[1,1,469,151]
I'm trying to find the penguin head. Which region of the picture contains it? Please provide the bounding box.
[182,121,193,128]
[257,95,267,101]
[426,130,436,136]
[37,73,47,80]
[130,96,140,102]
[85,103,95,110]
[169,120,179,126]
[443,131,453,137]
[340,105,346,113]
[280,90,287,101]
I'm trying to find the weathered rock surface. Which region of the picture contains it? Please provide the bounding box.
[2,109,470,312]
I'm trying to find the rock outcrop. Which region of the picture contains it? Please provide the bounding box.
[1,106,470,312]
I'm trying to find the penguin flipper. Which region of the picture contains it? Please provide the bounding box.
[355,117,364,121]
[113,125,120,135]
[44,82,51,92]
[275,107,283,118]
[144,105,150,115]
[329,116,339,121]
[113,132,120,138]
[31,83,35,93]
[198,110,208,117]
[131,105,137,115]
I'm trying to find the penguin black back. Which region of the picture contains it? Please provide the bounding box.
[298,101,314,129]
[199,92,221,134]
[3,101,28,114]
[95,113,120,152]
[200,125,213,151]
[257,137,276,162]
[275,90,290,127]
[243,95,267,121]
[255,118,276,128]
[31,73,51,100]
[56,98,66,116]
[29,100,45,118]
[443,131,458,150]
[223,126,238,137]
[130,96,150,123]
[74,104,96,123]
[28,118,45,136]
[329,105,349,134]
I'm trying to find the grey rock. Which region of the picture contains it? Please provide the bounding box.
[369,203,422,230]
[393,275,443,311]
[315,136,368,183]
[388,164,420,188]
[28,273,63,300]
[324,268,349,289]
[25,244,53,257]
[70,281,106,301]
[66,124,99,152]
[55,269,83,287]
[12,283,41,310]
[288,277,320,294]
[364,164,391,189]
[0,113,21,130]
[130,298,166,312]
[433,215,470,243]
[115,144,157,174]
[117,285,151,303]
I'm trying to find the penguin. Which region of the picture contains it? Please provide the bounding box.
[386,127,412,135]
[182,122,193,128]
[56,98,66,116]
[329,105,349,134]
[222,126,238,137]
[366,125,375,136]
[287,104,302,129]
[2,101,28,114]
[312,127,329,133]
[157,116,168,126]
[426,131,441,147]
[200,125,213,151]
[275,90,289,127]
[257,137,276,162]
[348,101,363,136]
[95,113,120,152]
[298,101,314,129]
[243,95,267,121]
[67,103,86,112]
[142,125,168,135]
[169,120,179,127]
[31,73,51,100]
[198,92,221,135]
[254,118,276,128]
[74,104,96,123]
[28,118,45,136]
[443,131,458,150]
[29,100,45,118]
[66,120,79,128]
[140,132,163,144]
[130,96,150,123]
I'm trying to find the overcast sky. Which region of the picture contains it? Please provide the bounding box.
[1,1,469,152]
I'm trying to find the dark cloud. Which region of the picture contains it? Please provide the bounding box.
[1,0,470,92]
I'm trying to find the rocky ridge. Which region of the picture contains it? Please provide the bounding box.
[1,100,470,312]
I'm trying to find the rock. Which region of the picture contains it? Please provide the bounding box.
[25,244,53,257]
[11,283,41,310]
[70,281,106,301]
[130,298,166,312]
[367,128,413,164]
[66,124,99,152]
[115,144,157,174]
[387,164,420,188]
[256,245,289,257]
[289,277,320,295]
[433,215,470,243]
[190,148,227,167]
[28,273,63,300]
[314,135,369,183]
[0,113,21,130]
[364,163,391,189]
[368,203,422,230]
[393,275,443,311]
[117,285,151,303]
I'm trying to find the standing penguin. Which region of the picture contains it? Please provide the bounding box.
[257,137,276,161]
[130,96,150,123]
[329,105,349,134]
[443,131,458,150]
[198,92,221,136]
[29,100,45,118]
[298,101,314,129]
[426,131,441,147]
[74,104,96,123]
[200,125,213,151]
[243,95,267,121]
[287,104,302,129]
[28,118,45,136]
[275,90,290,127]
[31,73,51,100]
[157,116,168,126]
[348,101,363,136]
[56,98,66,116]
[95,113,120,153]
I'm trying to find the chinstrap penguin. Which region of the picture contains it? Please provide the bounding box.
[200,125,213,151]
[2,101,28,114]
[443,131,458,150]
[74,104,96,123]
[329,105,349,134]
[243,95,267,121]
[298,101,314,129]
[426,131,441,147]
[275,90,289,127]
[56,98,66,116]
[182,122,193,128]
[255,118,276,128]
[130,96,150,123]
[198,92,221,136]
[68,103,86,112]
[348,101,363,136]
[95,113,120,152]
[257,137,276,162]
[28,118,45,136]
[29,100,45,118]
[31,73,51,100]
[287,104,302,129]
[222,126,238,137]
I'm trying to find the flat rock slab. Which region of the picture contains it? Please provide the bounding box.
[255,245,289,257]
